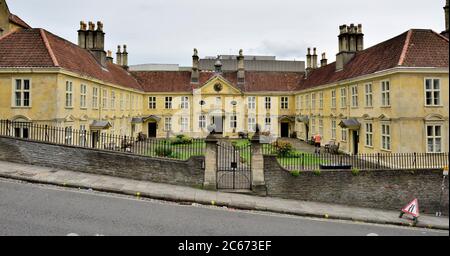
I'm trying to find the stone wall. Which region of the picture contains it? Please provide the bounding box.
[0,136,205,188]
[264,155,449,215]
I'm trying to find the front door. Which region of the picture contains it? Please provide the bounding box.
[91,131,99,148]
[281,123,289,138]
[352,130,359,155]
[212,116,223,134]
[148,123,157,138]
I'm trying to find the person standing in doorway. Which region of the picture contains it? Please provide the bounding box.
[314,133,322,154]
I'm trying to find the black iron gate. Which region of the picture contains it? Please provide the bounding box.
[217,142,252,190]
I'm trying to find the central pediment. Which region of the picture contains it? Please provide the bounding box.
[196,75,242,95]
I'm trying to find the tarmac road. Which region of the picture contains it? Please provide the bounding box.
[0,179,447,236]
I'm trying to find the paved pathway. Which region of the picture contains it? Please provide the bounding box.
[0,160,448,230]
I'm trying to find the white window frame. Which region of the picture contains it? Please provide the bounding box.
[110,91,116,110]
[381,80,391,107]
[248,96,256,110]
[424,78,441,107]
[230,114,237,129]
[181,96,189,109]
[79,125,87,147]
[311,93,316,110]
[331,90,336,109]
[65,81,73,108]
[165,97,173,109]
[281,97,289,109]
[92,87,98,109]
[13,78,31,107]
[102,89,108,109]
[341,127,347,142]
[319,92,324,110]
[248,117,256,132]
[426,124,442,153]
[351,85,358,108]
[365,83,373,107]
[381,123,391,151]
[199,115,206,129]
[300,95,304,110]
[164,117,172,132]
[265,117,271,130]
[80,84,87,109]
[149,97,156,109]
[64,126,73,145]
[365,122,373,147]
[180,117,189,132]
[265,97,271,110]
[119,93,124,110]
[340,87,347,109]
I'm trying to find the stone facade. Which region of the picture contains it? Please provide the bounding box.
[264,155,449,215]
[0,136,205,188]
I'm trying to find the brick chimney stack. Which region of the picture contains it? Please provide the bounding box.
[191,48,199,84]
[336,24,364,71]
[321,53,328,67]
[106,50,113,64]
[116,45,122,66]
[78,21,87,48]
[78,21,107,66]
[443,0,449,38]
[312,48,318,69]
[122,44,128,69]
[237,49,245,84]
[306,48,312,70]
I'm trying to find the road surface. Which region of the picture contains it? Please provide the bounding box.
[0,178,447,236]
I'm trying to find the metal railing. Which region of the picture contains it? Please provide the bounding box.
[0,120,205,161]
[262,143,449,171]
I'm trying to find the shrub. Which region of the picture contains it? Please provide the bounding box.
[291,170,301,177]
[171,134,193,145]
[272,141,294,157]
[155,146,173,157]
[351,168,360,176]
[313,170,321,176]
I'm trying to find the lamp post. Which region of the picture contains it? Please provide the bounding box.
[437,166,448,217]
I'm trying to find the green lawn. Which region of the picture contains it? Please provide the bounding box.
[144,139,206,160]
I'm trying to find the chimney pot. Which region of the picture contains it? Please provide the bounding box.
[88,21,95,31]
[97,21,103,31]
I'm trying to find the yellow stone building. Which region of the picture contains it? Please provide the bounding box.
[0,0,448,154]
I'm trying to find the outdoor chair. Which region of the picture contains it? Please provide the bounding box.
[324,141,335,153]
[331,143,340,154]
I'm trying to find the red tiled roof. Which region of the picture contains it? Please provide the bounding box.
[131,70,303,93]
[0,29,54,67]
[9,14,32,29]
[0,28,141,90]
[132,71,193,92]
[302,29,449,89]
[244,72,303,92]
[0,28,447,93]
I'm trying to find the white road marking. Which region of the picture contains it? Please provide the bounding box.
[67,233,79,236]
[367,233,379,236]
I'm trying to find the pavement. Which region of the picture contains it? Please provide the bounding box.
[1,179,447,236]
[0,160,448,231]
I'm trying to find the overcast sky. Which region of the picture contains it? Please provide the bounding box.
[8,0,447,66]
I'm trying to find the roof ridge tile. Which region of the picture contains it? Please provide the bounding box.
[398,29,413,66]
[39,29,59,67]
